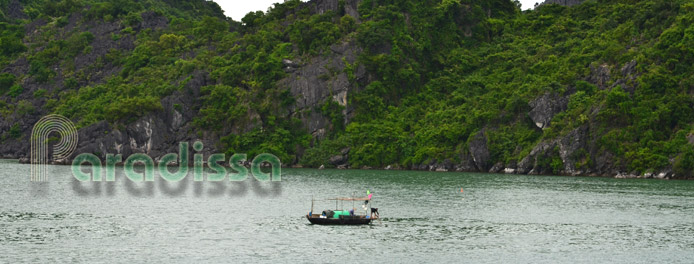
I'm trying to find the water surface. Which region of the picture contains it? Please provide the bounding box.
[1,160,693,263]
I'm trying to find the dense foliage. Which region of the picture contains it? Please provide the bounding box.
[303,0,694,176]
[2,0,694,176]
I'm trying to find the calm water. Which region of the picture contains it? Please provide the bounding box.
[1,159,694,263]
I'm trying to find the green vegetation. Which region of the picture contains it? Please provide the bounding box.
[2,0,694,176]
[0,72,15,94]
[303,0,694,174]
[8,123,21,139]
[7,84,22,97]
[0,21,26,67]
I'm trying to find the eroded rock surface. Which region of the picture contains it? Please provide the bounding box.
[528,93,568,129]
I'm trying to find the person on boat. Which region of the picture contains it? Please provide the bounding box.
[371,207,379,218]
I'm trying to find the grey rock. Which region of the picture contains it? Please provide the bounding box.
[528,93,568,129]
[518,141,557,175]
[516,156,533,174]
[6,0,27,20]
[609,60,639,94]
[52,159,71,165]
[655,172,668,179]
[506,160,518,170]
[329,155,346,165]
[516,126,594,176]
[557,127,588,175]
[68,70,209,162]
[621,60,637,77]
[426,159,455,172]
[139,11,169,30]
[589,64,611,90]
[340,147,351,155]
[469,130,491,171]
[280,40,366,140]
[442,159,455,171]
[687,133,694,145]
[455,154,477,172]
[434,166,448,172]
[489,162,504,173]
[303,0,362,22]
[615,172,638,179]
[282,59,299,68]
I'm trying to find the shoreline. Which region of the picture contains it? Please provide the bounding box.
[2,158,688,180]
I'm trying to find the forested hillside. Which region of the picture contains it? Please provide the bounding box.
[1,0,694,179]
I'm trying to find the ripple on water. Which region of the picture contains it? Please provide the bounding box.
[1,165,694,263]
[0,211,134,243]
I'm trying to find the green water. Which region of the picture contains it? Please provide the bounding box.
[1,159,693,263]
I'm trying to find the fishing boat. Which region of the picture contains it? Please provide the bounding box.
[306,196,379,225]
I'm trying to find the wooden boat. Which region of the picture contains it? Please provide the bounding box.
[306,214,372,225]
[306,196,378,225]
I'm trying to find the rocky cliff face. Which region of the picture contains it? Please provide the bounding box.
[528,93,568,129]
[304,0,362,21]
[4,0,27,20]
[72,70,214,163]
[397,58,676,179]
[280,40,366,139]
[0,10,173,161]
[0,0,682,179]
[1,0,367,165]
[476,59,674,179]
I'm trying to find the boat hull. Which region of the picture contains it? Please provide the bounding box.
[306,215,372,225]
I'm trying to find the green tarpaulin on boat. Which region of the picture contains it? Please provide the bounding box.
[332,211,351,218]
